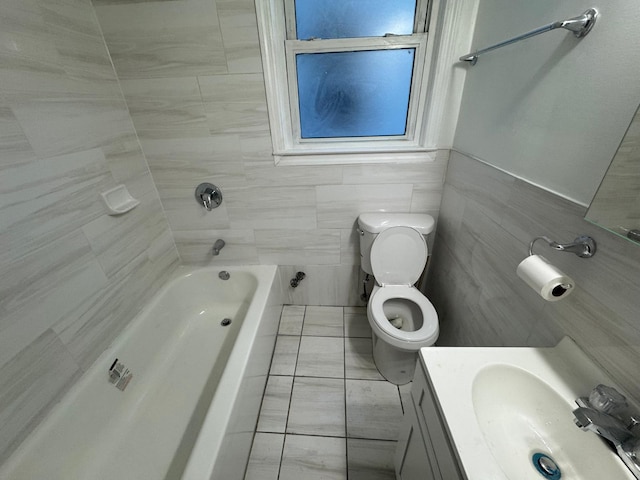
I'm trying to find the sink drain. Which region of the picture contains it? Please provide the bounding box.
[532,453,561,480]
[221,318,232,326]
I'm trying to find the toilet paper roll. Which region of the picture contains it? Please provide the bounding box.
[516,255,574,301]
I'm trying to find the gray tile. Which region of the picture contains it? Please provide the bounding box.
[173,229,258,265]
[225,186,317,231]
[279,265,343,307]
[345,338,384,381]
[280,435,347,480]
[270,336,300,376]
[216,1,262,74]
[302,306,344,337]
[287,377,345,437]
[53,248,179,370]
[198,73,266,104]
[256,230,341,266]
[347,438,397,480]
[244,432,284,480]
[316,184,413,229]
[119,77,210,139]
[342,155,447,185]
[346,380,403,441]
[139,135,246,187]
[0,148,111,265]
[95,1,227,79]
[296,336,344,379]
[257,376,293,434]
[82,189,169,278]
[445,150,515,225]
[0,330,81,462]
[278,306,305,336]
[344,307,371,338]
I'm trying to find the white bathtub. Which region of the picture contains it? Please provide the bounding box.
[1,265,283,480]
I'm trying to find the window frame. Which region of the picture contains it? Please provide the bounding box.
[256,0,448,165]
[285,35,428,145]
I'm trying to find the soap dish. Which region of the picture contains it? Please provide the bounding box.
[101,184,140,216]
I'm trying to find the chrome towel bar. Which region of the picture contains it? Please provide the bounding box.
[460,8,598,66]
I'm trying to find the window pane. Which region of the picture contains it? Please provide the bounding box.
[296,49,415,138]
[295,0,416,40]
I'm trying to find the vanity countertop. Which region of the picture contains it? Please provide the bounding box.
[419,337,636,480]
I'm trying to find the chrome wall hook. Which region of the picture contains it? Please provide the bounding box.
[529,235,597,258]
[195,183,222,211]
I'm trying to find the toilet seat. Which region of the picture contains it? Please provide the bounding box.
[368,226,438,351]
[368,285,439,350]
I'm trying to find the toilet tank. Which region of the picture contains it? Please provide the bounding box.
[357,213,435,275]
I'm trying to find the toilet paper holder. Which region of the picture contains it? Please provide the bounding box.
[529,235,597,258]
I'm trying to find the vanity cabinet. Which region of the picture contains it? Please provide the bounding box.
[395,360,465,480]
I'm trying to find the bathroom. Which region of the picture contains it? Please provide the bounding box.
[0,0,639,478]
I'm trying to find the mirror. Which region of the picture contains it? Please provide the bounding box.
[586,104,640,245]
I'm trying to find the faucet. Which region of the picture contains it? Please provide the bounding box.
[212,239,225,256]
[573,386,640,479]
[573,407,633,445]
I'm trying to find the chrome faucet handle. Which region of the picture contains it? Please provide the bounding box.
[589,384,629,415]
[195,183,223,211]
[201,192,212,210]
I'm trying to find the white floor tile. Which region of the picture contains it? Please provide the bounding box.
[257,375,293,433]
[296,336,344,378]
[302,306,344,337]
[345,337,384,380]
[287,377,345,437]
[279,435,347,480]
[344,307,371,338]
[244,432,284,480]
[346,379,403,440]
[278,305,305,335]
[347,438,397,480]
[270,336,300,376]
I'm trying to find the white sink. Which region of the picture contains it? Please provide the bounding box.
[472,364,632,479]
[419,337,636,480]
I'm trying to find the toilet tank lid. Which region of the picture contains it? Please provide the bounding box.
[358,213,435,234]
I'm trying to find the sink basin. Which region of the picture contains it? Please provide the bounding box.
[472,364,632,479]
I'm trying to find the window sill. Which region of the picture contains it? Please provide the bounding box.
[274,148,440,166]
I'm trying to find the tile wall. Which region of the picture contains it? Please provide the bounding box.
[92,0,448,305]
[427,151,640,400]
[0,0,179,463]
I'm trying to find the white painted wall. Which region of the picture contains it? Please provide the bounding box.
[454,0,640,205]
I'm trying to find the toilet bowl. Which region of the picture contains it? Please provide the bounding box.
[358,214,439,385]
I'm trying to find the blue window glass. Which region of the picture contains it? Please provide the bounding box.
[296,49,415,138]
[295,0,417,40]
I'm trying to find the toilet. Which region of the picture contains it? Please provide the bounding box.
[357,213,439,385]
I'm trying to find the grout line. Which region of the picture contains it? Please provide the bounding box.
[342,307,350,479]
[277,306,305,479]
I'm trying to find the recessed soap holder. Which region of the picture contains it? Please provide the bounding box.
[101,184,140,216]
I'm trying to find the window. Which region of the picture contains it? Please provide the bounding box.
[257,0,444,165]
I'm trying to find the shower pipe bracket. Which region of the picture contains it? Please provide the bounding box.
[460,8,598,66]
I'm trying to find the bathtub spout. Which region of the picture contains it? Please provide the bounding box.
[212,239,225,256]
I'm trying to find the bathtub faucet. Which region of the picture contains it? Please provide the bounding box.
[212,239,225,256]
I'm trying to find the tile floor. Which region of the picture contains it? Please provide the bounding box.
[244,306,413,480]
